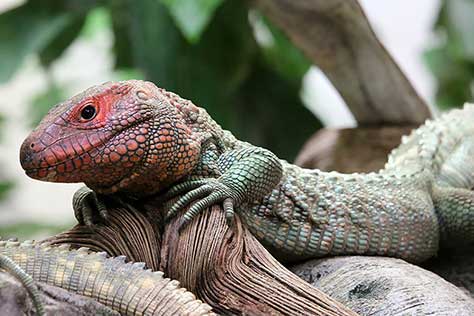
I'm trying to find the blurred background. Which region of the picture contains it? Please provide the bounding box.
[0,0,469,239]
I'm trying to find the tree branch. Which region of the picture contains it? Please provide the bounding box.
[45,202,357,316]
[254,0,431,125]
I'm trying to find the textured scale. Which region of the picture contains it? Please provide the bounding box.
[19,80,474,265]
[384,106,474,186]
[0,240,214,316]
[242,166,437,262]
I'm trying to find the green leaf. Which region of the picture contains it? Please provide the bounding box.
[0,4,72,82]
[424,46,473,108]
[424,0,474,109]
[29,83,66,127]
[0,221,71,240]
[0,181,14,201]
[114,68,145,81]
[0,114,4,140]
[110,1,134,68]
[252,13,311,83]
[39,15,86,67]
[231,58,321,160]
[81,6,111,38]
[125,0,257,127]
[445,0,474,60]
[160,0,225,43]
[424,46,471,82]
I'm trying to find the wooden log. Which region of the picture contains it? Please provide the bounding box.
[291,256,474,315]
[45,203,357,316]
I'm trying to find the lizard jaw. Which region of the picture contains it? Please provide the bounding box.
[20,118,153,187]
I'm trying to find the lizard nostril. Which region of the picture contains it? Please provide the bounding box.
[30,143,35,149]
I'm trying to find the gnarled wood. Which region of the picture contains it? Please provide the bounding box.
[39,198,474,315]
[292,256,474,315]
[45,201,357,316]
[45,207,162,271]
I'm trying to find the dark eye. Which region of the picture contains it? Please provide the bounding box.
[80,105,96,120]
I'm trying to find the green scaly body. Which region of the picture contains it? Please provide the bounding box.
[19,80,474,264]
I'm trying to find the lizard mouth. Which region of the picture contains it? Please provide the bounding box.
[20,118,151,183]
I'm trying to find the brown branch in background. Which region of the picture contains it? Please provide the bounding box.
[46,202,358,316]
[294,126,416,172]
[253,0,432,125]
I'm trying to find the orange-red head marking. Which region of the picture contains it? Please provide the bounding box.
[20,80,201,195]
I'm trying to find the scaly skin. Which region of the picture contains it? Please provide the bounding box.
[0,251,44,315]
[0,239,214,315]
[20,80,474,263]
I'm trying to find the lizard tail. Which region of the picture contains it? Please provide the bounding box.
[0,239,214,316]
[0,252,44,315]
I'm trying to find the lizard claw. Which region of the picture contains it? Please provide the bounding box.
[73,186,109,227]
[164,179,237,232]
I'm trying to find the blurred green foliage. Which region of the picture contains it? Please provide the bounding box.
[0,0,320,161]
[0,114,3,139]
[161,0,224,43]
[425,0,474,109]
[0,115,13,200]
[29,80,66,127]
[0,221,71,240]
[0,182,13,201]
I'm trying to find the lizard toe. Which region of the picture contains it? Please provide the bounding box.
[179,191,231,232]
[163,178,240,231]
[166,185,213,222]
[160,179,210,203]
[72,186,109,227]
[223,198,235,226]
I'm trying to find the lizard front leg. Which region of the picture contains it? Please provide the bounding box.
[164,146,283,231]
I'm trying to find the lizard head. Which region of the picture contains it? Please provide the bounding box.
[20,80,201,195]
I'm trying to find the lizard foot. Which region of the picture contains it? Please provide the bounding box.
[73,186,110,227]
[164,178,238,232]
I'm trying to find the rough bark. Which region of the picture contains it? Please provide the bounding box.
[291,256,474,315]
[253,0,431,125]
[44,204,357,316]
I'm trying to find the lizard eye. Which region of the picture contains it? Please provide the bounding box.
[80,104,96,121]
